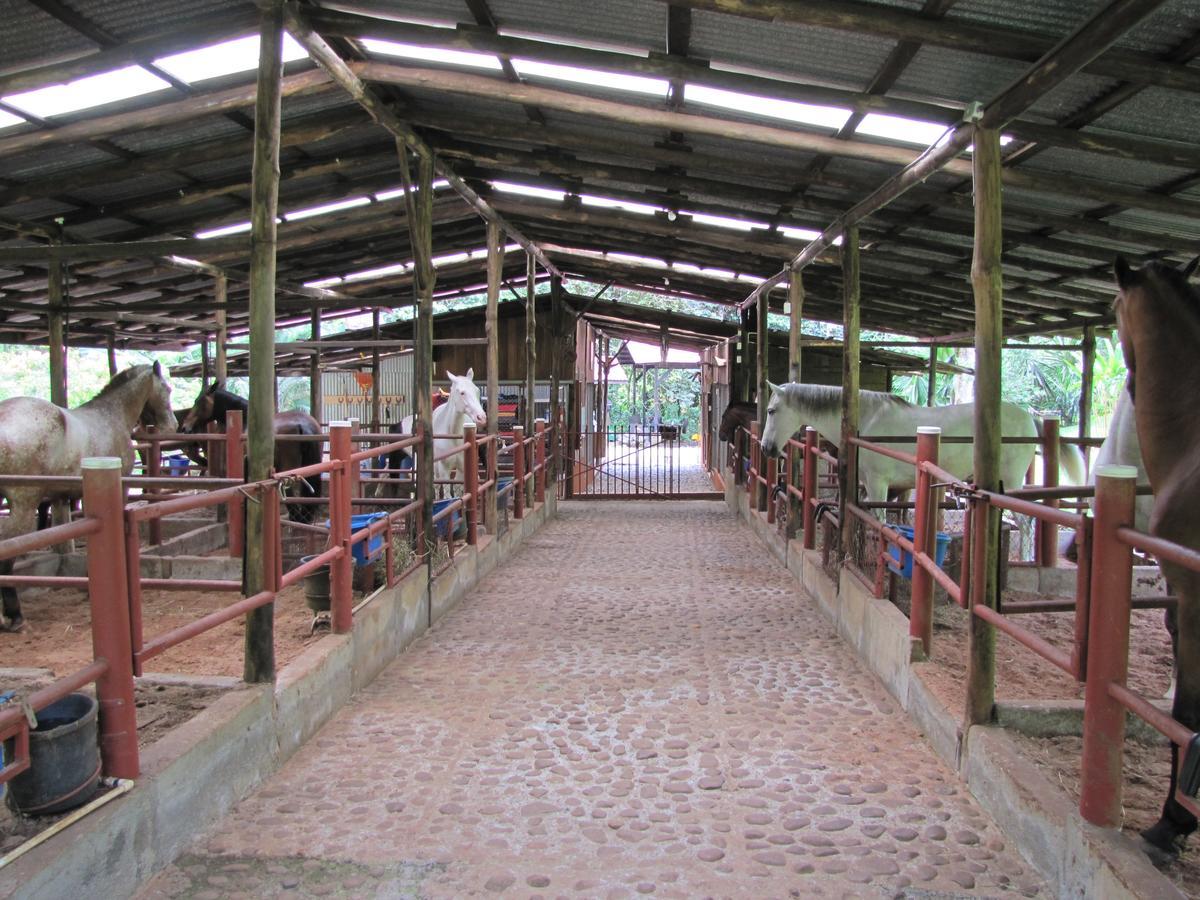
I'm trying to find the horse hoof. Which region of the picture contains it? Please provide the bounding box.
[0,616,24,633]
[1141,821,1188,860]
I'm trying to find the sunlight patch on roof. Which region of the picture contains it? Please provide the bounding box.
[492,180,566,202]
[581,194,658,216]
[5,65,170,118]
[513,59,668,97]
[608,252,666,268]
[684,84,850,131]
[345,262,411,283]
[283,196,371,221]
[430,250,470,267]
[499,28,649,58]
[154,34,307,83]
[0,108,25,129]
[736,273,765,284]
[685,211,769,232]
[362,38,502,70]
[855,113,947,146]
[196,220,253,240]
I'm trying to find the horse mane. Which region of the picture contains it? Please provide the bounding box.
[93,364,152,399]
[1145,260,1200,320]
[778,382,912,413]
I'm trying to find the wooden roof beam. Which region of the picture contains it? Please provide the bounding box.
[282,2,561,279]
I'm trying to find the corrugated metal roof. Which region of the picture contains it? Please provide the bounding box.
[893,46,1027,107]
[0,0,98,70]
[68,0,244,41]
[690,12,898,93]
[1091,86,1200,143]
[488,0,666,53]
[1018,147,1189,189]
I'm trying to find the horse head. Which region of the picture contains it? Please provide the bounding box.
[140,360,176,432]
[761,381,801,458]
[1114,255,1200,403]
[179,380,222,433]
[445,368,487,428]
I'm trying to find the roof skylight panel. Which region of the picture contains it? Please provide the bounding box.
[684,84,850,131]
[283,196,371,221]
[362,38,502,71]
[154,34,308,83]
[0,109,25,130]
[685,212,769,231]
[4,66,171,118]
[492,181,567,202]
[581,194,659,215]
[855,113,947,146]
[512,59,668,98]
[195,221,253,240]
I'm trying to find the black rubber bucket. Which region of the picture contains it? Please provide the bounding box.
[300,555,331,612]
[7,692,100,815]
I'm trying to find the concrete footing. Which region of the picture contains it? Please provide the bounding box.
[0,496,556,900]
[726,477,1183,900]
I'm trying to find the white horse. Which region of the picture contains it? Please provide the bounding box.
[375,369,487,497]
[759,382,1085,502]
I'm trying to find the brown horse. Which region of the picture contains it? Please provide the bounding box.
[0,363,175,631]
[1113,255,1200,855]
[718,399,757,443]
[179,382,323,524]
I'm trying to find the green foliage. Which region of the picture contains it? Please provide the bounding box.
[606,367,701,435]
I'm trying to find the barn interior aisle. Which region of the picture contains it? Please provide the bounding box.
[138,501,1043,899]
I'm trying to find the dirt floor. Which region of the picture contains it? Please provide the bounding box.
[912,593,1195,894]
[0,582,327,679]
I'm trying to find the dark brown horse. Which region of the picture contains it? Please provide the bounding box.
[1113,255,1200,855]
[179,383,322,524]
[718,400,757,442]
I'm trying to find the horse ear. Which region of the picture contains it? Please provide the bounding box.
[1181,255,1200,280]
[766,381,782,396]
[1114,256,1137,289]
[444,369,457,382]
[207,381,220,395]
[152,360,163,377]
[464,367,474,381]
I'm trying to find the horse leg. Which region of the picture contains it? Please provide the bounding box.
[0,559,20,632]
[1142,564,1199,854]
[36,500,51,531]
[1,501,38,631]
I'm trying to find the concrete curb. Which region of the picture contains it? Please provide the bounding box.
[0,498,556,900]
[728,483,1184,900]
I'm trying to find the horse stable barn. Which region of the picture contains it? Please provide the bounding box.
[3,0,1200,895]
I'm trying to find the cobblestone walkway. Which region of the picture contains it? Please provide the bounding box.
[140,501,1044,899]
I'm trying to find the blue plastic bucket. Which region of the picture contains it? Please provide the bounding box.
[432,499,464,539]
[324,512,387,565]
[163,453,189,476]
[496,477,513,510]
[886,524,952,579]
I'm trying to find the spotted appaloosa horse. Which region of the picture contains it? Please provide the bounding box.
[1113,254,1200,855]
[179,382,323,523]
[0,363,175,631]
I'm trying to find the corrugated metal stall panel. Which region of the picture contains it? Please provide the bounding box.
[322,352,413,427]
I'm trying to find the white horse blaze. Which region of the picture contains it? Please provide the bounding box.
[761,383,1083,501]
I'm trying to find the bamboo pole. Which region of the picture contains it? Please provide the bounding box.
[485,220,501,532]
[242,0,284,684]
[788,270,803,383]
[214,273,228,383]
[966,126,1004,726]
[839,226,861,556]
[309,307,321,418]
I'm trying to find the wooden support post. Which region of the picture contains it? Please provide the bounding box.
[309,306,321,419]
[927,345,938,406]
[910,426,941,657]
[106,335,117,376]
[47,252,73,550]
[328,422,354,634]
[485,221,501,533]
[512,425,526,520]
[463,422,479,545]
[839,226,861,557]
[225,410,244,558]
[524,253,537,509]
[1038,415,1061,566]
[786,439,801,539]
[966,126,1003,726]
[201,339,210,387]
[243,0,283,684]
[401,146,435,560]
[1080,465,1137,827]
[81,457,138,780]
[371,309,382,431]
[788,269,803,383]
[214,273,228,384]
[549,274,564,485]
[736,308,750,403]
[535,418,546,505]
[802,427,817,550]
[1079,325,1096,444]
[756,282,769,512]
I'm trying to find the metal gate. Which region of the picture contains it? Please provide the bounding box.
[568,427,721,499]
